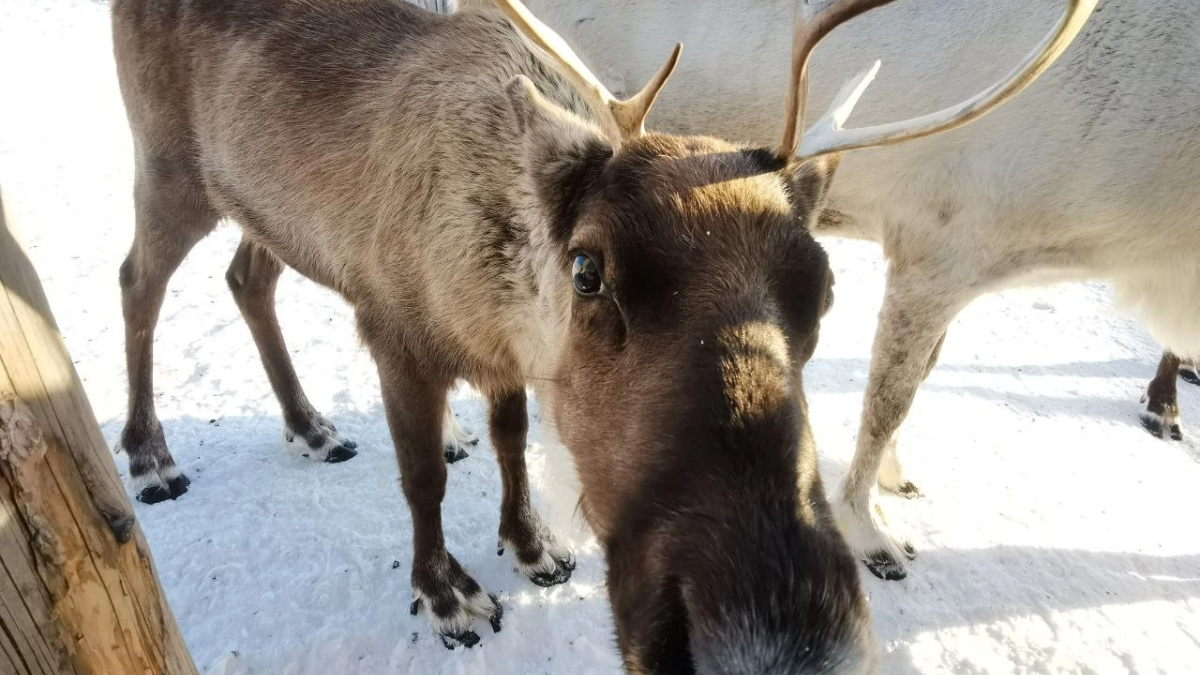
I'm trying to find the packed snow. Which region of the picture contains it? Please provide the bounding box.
[2,1,1198,673]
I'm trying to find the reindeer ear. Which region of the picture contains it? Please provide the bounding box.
[785,155,839,228]
[505,75,602,146]
[506,76,612,243]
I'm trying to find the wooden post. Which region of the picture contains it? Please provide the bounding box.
[0,185,199,675]
[408,0,451,13]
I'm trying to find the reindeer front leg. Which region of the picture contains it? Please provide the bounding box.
[1141,350,1183,441]
[489,389,575,586]
[376,352,500,649]
[834,263,972,581]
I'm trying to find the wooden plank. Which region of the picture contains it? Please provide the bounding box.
[0,184,198,675]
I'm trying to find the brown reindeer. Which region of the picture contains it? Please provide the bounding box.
[112,0,1088,668]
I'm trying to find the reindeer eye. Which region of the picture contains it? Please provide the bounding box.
[572,253,603,296]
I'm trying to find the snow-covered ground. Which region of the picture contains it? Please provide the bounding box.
[2,1,1198,673]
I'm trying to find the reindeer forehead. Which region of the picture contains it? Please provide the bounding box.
[610,135,789,203]
[592,137,797,242]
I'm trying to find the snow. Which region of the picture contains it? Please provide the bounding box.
[2,1,1198,673]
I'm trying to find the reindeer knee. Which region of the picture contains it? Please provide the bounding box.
[402,461,449,508]
[225,245,253,297]
[119,254,136,290]
[225,241,281,304]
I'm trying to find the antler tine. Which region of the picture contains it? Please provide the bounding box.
[789,0,1100,162]
[490,0,682,149]
[612,42,684,139]
[777,0,897,160]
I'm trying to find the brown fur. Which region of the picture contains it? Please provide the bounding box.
[1141,350,1185,441]
[111,0,875,670]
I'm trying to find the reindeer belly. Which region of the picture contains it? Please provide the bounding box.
[199,172,347,291]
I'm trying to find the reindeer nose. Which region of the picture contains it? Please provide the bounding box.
[718,322,791,427]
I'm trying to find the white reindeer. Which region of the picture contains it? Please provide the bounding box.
[469,0,1200,580]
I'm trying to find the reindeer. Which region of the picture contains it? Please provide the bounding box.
[503,0,1195,580]
[112,0,1092,665]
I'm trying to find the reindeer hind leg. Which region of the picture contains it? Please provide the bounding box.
[225,237,358,463]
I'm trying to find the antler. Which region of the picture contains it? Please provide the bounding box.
[778,0,1099,161]
[490,0,683,150]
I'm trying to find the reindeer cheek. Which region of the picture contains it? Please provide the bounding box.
[571,300,626,347]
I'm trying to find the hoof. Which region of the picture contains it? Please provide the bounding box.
[136,484,173,505]
[412,558,500,649]
[324,443,358,463]
[1141,413,1182,441]
[168,473,191,497]
[136,472,190,504]
[488,595,504,633]
[1182,367,1200,386]
[284,418,359,462]
[895,481,923,499]
[529,560,573,587]
[445,446,470,464]
[440,630,480,650]
[864,552,907,581]
[510,545,575,587]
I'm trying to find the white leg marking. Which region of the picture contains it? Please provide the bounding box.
[415,587,474,637]
[281,423,352,461]
[442,408,477,449]
[457,587,497,618]
[877,440,905,491]
[833,479,915,579]
[508,544,562,578]
[129,462,182,493]
[501,525,575,580]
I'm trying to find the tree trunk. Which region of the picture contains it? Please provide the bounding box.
[0,184,198,675]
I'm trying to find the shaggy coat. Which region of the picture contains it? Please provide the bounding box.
[112,0,875,671]
[502,0,1200,578]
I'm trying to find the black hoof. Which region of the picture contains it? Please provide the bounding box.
[530,560,573,587]
[325,444,358,463]
[440,630,480,650]
[901,540,918,560]
[1140,414,1163,438]
[167,473,191,498]
[488,595,503,633]
[1140,414,1180,441]
[558,553,577,572]
[136,484,172,505]
[410,598,421,616]
[1181,368,1199,386]
[445,447,470,464]
[864,552,907,581]
[136,472,190,505]
[896,481,923,499]
[341,439,359,450]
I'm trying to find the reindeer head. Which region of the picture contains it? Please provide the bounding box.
[486,0,1096,671]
